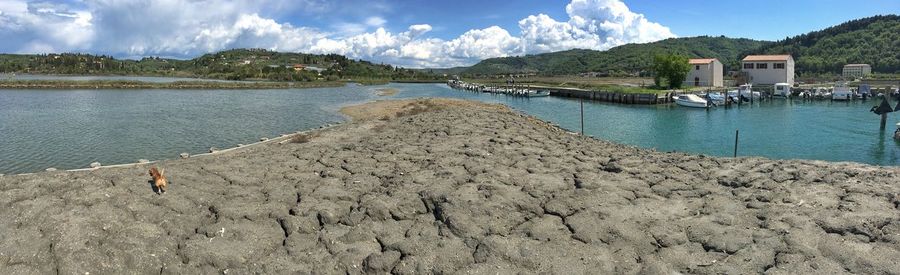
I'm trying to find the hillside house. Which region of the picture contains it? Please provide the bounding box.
[684,58,723,87]
[842,64,871,78]
[741,55,795,85]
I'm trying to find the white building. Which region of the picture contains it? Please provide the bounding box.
[842,64,871,78]
[741,55,795,85]
[684,58,723,87]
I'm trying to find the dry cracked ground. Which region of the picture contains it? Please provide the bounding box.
[1,99,900,274]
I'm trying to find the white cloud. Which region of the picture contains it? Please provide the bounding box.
[0,0,675,68]
[365,16,386,27]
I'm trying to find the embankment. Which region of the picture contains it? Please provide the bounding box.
[1,98,899,274]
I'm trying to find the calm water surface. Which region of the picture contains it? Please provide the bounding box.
[1,83,898,173]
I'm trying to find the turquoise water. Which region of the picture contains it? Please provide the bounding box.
[1,83,898,173]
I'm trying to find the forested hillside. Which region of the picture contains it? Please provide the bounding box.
[462,15,900,76]
[0,49,439,81]
[462,36,770,76]
[748,15,900,74]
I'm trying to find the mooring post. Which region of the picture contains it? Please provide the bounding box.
[580,98,585,135]
[881,113,888,130]
[733,129,740,157]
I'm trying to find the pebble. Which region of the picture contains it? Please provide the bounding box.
[180,153,190,159]
[90,162,101,168]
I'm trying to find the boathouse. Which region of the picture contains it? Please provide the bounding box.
[741,55,795,85]
[684,58,723,87]
[842,64,871,78]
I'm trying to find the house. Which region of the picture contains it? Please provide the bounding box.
[741,55,794,85]
[684,58,723,87]
[842,64,871,78]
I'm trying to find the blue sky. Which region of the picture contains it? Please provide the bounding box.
[0,0,897,67]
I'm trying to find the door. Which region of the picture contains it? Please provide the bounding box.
[694,77,700,86]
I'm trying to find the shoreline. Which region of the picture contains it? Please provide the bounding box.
[0,79,346,89]
[1,98,899,273]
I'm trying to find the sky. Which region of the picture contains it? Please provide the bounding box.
[0,0,897,68]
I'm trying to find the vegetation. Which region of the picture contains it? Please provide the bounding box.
[651,54,690,89]
[461,15,900,77]
[0,80,343,89]
[462,36,769,76]
[0,48,442,82]
[462,76,667,94]
[747,15,900,74]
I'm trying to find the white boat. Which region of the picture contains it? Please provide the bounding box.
[674,94,709,108]
[774,83,791,98]
[832,86,852,100]
[524,90,550,97]
[727,84,761,101]
[704,92,726,104]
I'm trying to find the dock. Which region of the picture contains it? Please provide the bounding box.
[447,80,673,105]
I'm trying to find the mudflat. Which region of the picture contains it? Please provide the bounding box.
[1,98,899,274]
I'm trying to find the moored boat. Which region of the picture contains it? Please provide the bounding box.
[832,86,852,100]
[674,94,709,108]
[774,83,791,98]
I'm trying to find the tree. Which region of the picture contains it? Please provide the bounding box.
[651,54,690,89]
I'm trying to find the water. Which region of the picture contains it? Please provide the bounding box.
[0,74,243,83]
[1,83,898,174]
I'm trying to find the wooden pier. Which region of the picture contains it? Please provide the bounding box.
[448,80,673,105]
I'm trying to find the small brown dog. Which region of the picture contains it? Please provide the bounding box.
[149,167,168,194]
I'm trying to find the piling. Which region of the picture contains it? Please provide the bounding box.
[733,130,740,157]
[580,99,584,135]
[881,113,888,130]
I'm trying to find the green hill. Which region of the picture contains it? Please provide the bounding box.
[0,49,439,82]
[462,36,771,76]
[462,15,900,76]
[747,15,900,75]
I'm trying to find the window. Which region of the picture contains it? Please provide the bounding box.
[773,63,785,69]
[743,63,754,69]
[695,65,700,70]
[756,63,768,69]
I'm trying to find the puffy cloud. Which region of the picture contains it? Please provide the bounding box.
[0,0,675,67]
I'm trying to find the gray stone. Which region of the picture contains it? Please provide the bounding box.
[89,162,101,168]
[179,152,190,159]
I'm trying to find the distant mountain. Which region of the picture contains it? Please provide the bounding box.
[461,15,900,76]
[747,14,900,74]
[0,48,439,81]
[462,36,771,76]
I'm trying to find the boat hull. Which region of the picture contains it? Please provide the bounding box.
[676,99,708,108]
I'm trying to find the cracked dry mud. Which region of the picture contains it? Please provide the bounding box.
[1,98,899,274]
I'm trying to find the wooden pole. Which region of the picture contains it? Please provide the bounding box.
[881,113,888,130]
[580,99,584,135]
[733,130,739,157]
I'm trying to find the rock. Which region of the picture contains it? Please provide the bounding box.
[363,251,401,273]
[209,147,219,153]
[179,153,190,159]
[45,167,56,172]
[89,162,101,168]
[137,159,150,164]
[237,144,244,147]
[260,137,269,142]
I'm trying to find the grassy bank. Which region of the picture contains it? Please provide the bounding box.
[464,76,668,94]
[0,80,346,89]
